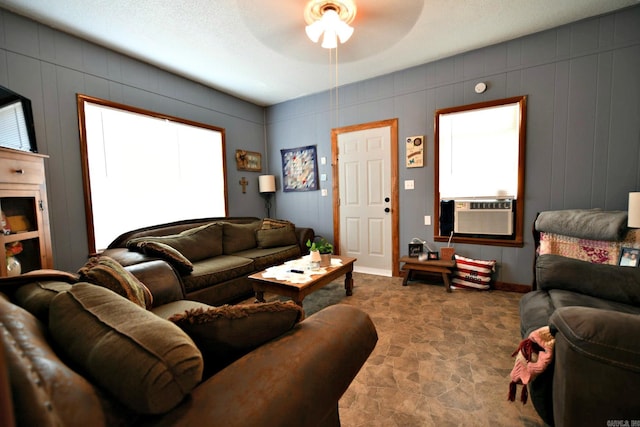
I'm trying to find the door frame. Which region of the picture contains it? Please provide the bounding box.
[331,118,400,277]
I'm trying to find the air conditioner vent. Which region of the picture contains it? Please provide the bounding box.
[454,199,514,235]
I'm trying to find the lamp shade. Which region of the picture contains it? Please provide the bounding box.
[258,175,276,193]
[628,192,640,228]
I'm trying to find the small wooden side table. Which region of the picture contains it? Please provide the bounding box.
[399,256,456,292]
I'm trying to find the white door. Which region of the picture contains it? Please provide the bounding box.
[338,126,392,276]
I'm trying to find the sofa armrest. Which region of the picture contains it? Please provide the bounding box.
[151,304,377,427]
[102,248,187,306]
[295,227,315,255]
[125,260,186,307]
[549,307,640,426]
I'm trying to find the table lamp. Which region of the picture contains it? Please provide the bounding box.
[628,192,640,228]
[259,175,276,218]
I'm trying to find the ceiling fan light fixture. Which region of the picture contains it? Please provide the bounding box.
[305,20,324,42]
[321,28,338,49]
[304,0,356,49]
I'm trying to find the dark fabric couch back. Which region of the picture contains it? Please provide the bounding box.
[107,217,261,249]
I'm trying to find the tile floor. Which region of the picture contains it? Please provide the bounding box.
[252,272,546,427]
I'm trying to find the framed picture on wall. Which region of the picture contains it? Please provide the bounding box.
[280,145,319,192]
[619,247,640,267]
[235,150,262,172]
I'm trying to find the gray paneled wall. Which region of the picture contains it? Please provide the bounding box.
[1,6,639,285]
[0,10,268,271]
[266,5,640,286]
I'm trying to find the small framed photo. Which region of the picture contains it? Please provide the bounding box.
[235,150,262,172]
[619,247,640,267]
[427,251,439,260]
[408,243,423,257]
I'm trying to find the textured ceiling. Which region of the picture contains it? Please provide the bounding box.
[0,0,637,106]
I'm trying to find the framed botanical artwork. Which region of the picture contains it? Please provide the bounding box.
[280,145,319,192]
[235,150,262,172]
[406,135,424,168]
[619,247,640,267]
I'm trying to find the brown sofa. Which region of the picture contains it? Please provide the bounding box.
[103,217,314,306]
[0,265,378,427]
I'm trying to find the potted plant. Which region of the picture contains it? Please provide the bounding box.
[306,237,334,267]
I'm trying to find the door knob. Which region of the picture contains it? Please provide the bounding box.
[385,197,390,202]
[384,207,390,213]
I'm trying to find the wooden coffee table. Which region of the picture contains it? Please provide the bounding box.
[249,255,357,307]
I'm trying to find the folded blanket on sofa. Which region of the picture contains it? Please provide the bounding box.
[535,209,628,241]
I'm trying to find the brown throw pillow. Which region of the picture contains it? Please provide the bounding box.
[169,301,304,374]
[127,222,223,262]
[138,241,194,274]
[261,218,295,230]
[78,255,153,309]
[49,283,203,415]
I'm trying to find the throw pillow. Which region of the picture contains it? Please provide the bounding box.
[138,241,194,274]
[169,301,304,374]
[127,222,223,262]
[261,218,295,230]
[451,254,496,290]
[78,255,153,309]
[256,227,297,249]
[222,222,260,254]
[49,283,203,414]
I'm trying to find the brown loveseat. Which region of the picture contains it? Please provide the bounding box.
[103,217,314,306]
[519,210,640,426]
[0,263,378,427]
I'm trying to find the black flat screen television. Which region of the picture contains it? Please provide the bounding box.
[0,85,37,153]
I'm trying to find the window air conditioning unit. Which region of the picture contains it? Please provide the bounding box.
[454,199,514,236]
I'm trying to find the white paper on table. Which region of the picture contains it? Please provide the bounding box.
[261,265,326,283]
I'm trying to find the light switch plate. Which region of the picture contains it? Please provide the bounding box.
[404,180,415,190]
[424,215,431,225]
[320,173,327,181]
[320,157,326,165]
[321,189,328,197]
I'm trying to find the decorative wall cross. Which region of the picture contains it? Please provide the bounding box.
[239,176,249,193]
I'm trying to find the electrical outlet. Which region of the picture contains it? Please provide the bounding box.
[404,180,415,190]
[424,215,431,225]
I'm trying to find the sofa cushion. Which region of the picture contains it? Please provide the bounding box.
[182,255,255,293]
[451,254,496,290]
[137,241,194,274]
[78,255,153,309]
[222,222,260,254]
[127,222,223,262]
[169,301,304,374]
[49,283,203,415]
[256,227,298,249]
[234,245,301,271]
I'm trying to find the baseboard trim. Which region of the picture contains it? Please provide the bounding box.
[493,281,531,293]
[401,271,531,293]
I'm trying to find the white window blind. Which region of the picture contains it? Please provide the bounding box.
[81,100,226,251]
[0,101,30,151]
[439,103,520,200]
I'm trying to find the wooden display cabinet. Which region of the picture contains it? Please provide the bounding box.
[0,147,53,276]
